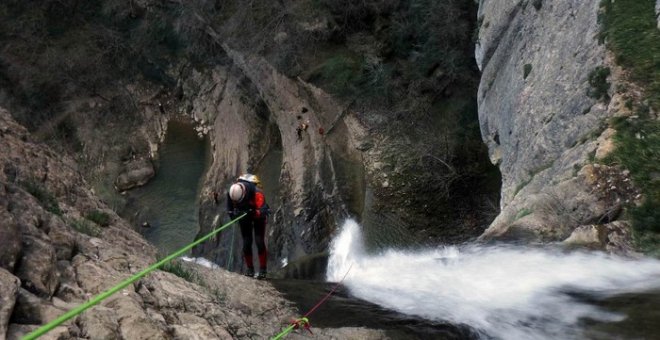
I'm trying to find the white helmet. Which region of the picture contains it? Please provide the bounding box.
[229,183,246,202]
[238,173,261,186]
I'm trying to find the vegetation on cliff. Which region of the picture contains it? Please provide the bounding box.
[599,0,660,253]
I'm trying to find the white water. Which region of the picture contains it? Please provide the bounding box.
[181,256,220,269]
[326,220,660,339]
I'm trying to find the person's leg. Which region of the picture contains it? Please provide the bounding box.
[239,219,254,275]
[254,217,267,277]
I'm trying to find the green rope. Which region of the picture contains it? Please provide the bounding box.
[22,213,247,340]
[226,223,236,269]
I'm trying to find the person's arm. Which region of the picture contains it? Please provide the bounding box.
[226,193,235,218]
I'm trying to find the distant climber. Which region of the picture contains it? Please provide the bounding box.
[227,174,269,279]
[296,120,310,142]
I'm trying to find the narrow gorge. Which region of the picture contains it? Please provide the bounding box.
[1,0,658,339]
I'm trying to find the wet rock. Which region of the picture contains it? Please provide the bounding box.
[563,225,608,250]
[115,158,155,191]
[14,234,58,298]
[0,268,20,337]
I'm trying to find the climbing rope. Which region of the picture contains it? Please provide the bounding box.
[271,263,353,340]
[22,213,247,340]
[226,222,236,270]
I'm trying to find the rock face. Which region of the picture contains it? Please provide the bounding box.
[220,46,352,266]
[656,0,660,29]
[0,269,20,337]
[0,107,388,339]
[475,0,640,253]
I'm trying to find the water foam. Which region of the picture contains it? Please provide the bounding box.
[181,256,220,269]
[326,220,660,339]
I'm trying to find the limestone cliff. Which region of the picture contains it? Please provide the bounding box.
[474,0,645,252]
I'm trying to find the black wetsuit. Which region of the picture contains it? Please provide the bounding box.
[227,180,268,272]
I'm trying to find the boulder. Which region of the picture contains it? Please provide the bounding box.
[0,268,20,338]
[13,234,58,297]
[77,306,121,340]
[11,288,66,325]
[55,260,86,302]
[104,295,168,340]
[563,225,608,250]
[114,158,155,191]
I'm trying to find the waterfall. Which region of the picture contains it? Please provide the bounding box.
[327,220,660,339]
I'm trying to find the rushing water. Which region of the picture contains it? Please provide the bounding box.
[326,220,660,340]
[128,120,209,254]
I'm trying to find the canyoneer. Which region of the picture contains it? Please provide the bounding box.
[227,173,270,279]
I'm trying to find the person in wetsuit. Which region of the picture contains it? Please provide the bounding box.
[227,174,269,279]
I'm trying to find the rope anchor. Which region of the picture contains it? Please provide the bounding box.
[271,264,353,339]
[291,317,312,334]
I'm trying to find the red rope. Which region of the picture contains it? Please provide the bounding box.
[303,263,353,318]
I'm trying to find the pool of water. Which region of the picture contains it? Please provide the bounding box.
[125,119,210,255]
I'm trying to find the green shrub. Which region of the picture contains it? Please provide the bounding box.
[390,0,472,81]
[54,116,83,152]
[599,0,660,110]
[85,210,111,227]
[587,66,611,101]
[318,55,362,96]
[604,117,660,238]
[161,260,199,283]
[20,179,62,216]
[71,218,102,237]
